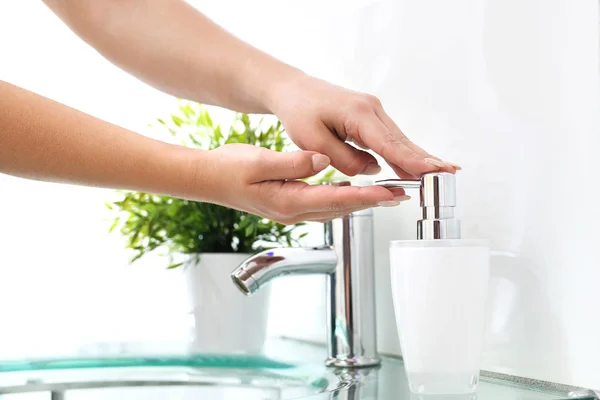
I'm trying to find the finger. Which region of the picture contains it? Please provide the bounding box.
[278,183,397,214]
[386,160,419,180]
[298,205,375,223]
[375,109,457,174]
[310,123,380,176]
[300,195,412,223]
[347,112,447,177]
[254,149,331,181]
[385,186,407,197]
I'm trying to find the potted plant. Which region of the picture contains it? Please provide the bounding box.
[106,101,335,353]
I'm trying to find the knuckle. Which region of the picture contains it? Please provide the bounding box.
[379,136,419,165]
[343,148,368,176]
[257,182,280,203]
[379,133,401,158]
[343,118,360,137]
[343,165,360,177]
[333,209,346,218]
[351,98,372,113]
[345,158,364,176]
[291,153,310,176]
[250,148,268,169]
[290,154,301,176]
[276,202,294,217]
[364,94,382,108]
[360,190,375,206]
[322,208,349,222]
[326,200,344,212]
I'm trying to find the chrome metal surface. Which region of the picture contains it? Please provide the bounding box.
[231,247,337,295]
[328,368,379,400]
[324,210,379,368]
[375,178,421,190]
[231,182,380,368]
[375,172,461,239]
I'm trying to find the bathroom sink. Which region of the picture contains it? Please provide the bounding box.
[0,350,332,399]
[0,365,330,399]
[0,339,576,399]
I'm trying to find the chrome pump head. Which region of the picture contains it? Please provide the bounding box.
[375,172,460,240]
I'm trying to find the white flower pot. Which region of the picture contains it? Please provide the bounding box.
[183,253,271,354]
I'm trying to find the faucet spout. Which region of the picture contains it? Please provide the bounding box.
[231,247,337,295]
[230,193,380,368]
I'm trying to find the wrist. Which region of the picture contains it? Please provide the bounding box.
[262,65,307,115]
[238,49,307,115]
[156,144,212,202]
[176,147,237,207]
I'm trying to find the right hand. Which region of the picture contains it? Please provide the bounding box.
[267,74,461,179]
[196,144,408,224]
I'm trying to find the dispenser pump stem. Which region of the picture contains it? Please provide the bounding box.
[375,172,461,240]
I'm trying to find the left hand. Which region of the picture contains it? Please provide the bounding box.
[268,74,460,179]
[196,144,407,224]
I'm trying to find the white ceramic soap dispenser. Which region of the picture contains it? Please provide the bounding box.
[376,173,490,396]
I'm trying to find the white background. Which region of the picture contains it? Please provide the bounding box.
[1,0,600,390]
[0,1,192,356]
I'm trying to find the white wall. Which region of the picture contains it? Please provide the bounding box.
[363,0,600,388]
[194,0,600,389]
[0,1,192,356]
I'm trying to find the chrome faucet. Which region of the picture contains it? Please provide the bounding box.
[231,181,380,368]
[230,172,460,369]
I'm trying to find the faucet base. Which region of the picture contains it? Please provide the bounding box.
[325,356,381,369]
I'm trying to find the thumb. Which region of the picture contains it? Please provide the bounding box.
[255,150,330,181]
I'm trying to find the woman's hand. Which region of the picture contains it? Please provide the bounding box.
[197,144,407,224]
[43,1,460,179]
[268,75,460,179]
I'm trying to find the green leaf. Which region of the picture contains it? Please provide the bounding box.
[213,126,223,144]
[167,262,184,269]
[181,104,194,118]
[204,110,213,127]
[167,204,180,217]
[187,134,203,148]
[241,113,250,127]
[108,218,120,233]
[238,217,252,229]
[171,115,184,127]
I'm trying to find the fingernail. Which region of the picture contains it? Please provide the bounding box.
[395,195,411,202]
[312,154,331,171]
[377,200,401,207]
[446,161,462,170]
[363,162,382,175]
[424,158,446,168]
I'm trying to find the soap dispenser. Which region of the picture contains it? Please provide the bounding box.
[376,173,490,396]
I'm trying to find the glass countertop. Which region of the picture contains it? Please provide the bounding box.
[0,339,574,399]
